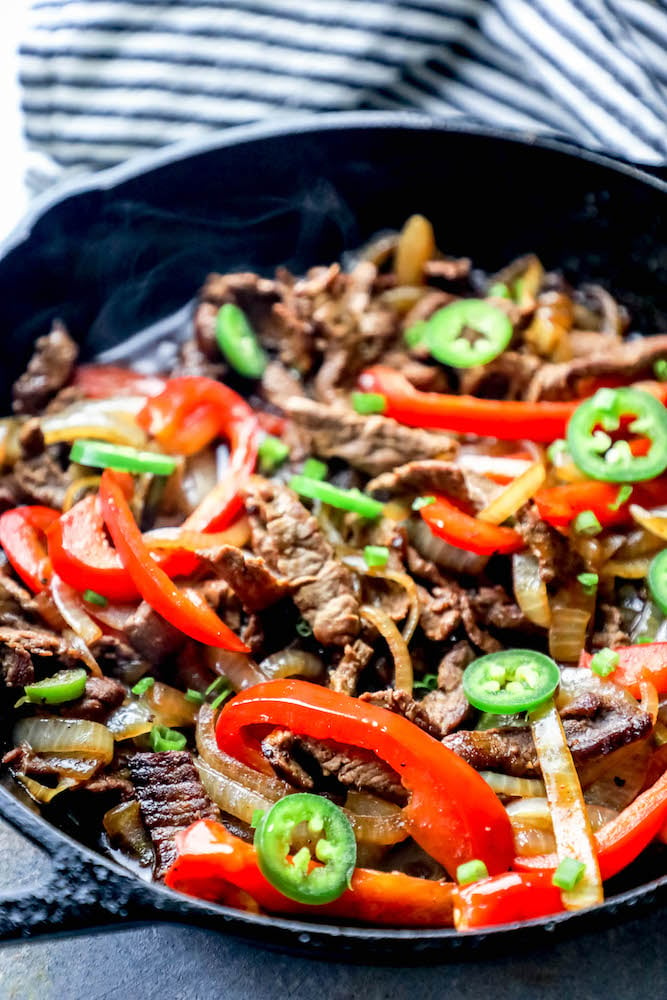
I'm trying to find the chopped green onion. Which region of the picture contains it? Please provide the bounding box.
[302,458,327,481]
[637,636,654,644]
[296,618,313,638]
[412,495,436,511]
[608,485,633,511]
[456,859,489,885]
[654,360,667,382]
[205,676,229,697]
[413,673,438,693]
[211,688,233,712]
[351,392,387,415]
[552,857,585,891]
[577,572,599,595]
[24,668,87,705]
[573,510,603,536]
[364,545,389,569]
[404,320,429,348]
[547,439,568,464]
[289,476,384,520]
[487,282,510,299]
[590,647,619,677]
[185,689,205,704]
[215,302,268,379]
[83,589,108,607]
[132,676,155,697]
[149,724,187,752]
[258,434,289,473]
[70,440,177,476]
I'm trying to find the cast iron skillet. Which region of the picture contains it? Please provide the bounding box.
[0,112,666,962]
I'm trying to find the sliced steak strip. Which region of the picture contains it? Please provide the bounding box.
[245,479,360,646]
[328,637,374,696]
[129,751,220,878]
[12,322,78,415]
[525,334,667,401]
[198,544,290,612]
[0,626,67,687]
[286,398,457,477]
[12,450,70,510]
[443,667,652,776]
[61,676,126,723]
[261,729,408,805]
[366,460,466,500]
[516,505,583,584]
[123,601,186,663]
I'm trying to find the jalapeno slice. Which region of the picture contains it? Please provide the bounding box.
[24,667,87,705]
[408,299,512,368]
[253,792,357,905]
[567,387,667,483]
[463,650,560,714]
[649,549,667,615]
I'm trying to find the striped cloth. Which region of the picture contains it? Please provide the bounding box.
[19,0,667,188]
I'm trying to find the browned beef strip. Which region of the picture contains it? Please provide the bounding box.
[176,338,226,381]
[197,272,281,353]
[328,637,374,695]
[61,677,126,723]
[423,257,472,282]
[245,479,360,646]
[0,572,40,629]
[260,360,307,412]
[18,419,46,458]
[0,626,68,687]
[12,322,78,415]
[468,586,530,633]
[379,351,450,393]
[198,544,290,612]
[516,504,584,584]
[525,334,667,401]
[458,352,541,400]
[123,601,186,663]
[92,634,150,685]
[591,603,630,650]
[260,729,408,805]
[443,667,652,776]
[286,398,456,477]
[366,460,466,500]
[403,291,455,329]
[129,751,220,878]
[12,450,70,509]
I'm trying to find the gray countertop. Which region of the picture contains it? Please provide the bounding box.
[1,816,665,1000]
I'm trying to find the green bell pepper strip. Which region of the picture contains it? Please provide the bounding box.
[413,299,513,368]
[24,668,87,705]
[566,387,667,483]
[253,793,357,905]
[463,650,560,714]
[215,303,268,379]
[289,476,384,519]
[71,439,177,476]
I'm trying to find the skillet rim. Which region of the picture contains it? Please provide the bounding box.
[1,110,666,956]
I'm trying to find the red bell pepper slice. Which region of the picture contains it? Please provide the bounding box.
[73,364,167,398]
[165,818,455,927]
[420,493,525,556]
[358,366,580,442]
[514,768,667,881]
[0,506,60,593]
[138,377,259,531]
[99,469,248,651]
[579,643,667,698]
[215,679,514,877]
[453,871,565,930]
[535,476,667,530]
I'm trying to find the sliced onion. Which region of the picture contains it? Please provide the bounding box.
[512,825,556,857]
[88,601,139,631]
[51,574,103,647]
[16,773,78,803]
[144,681,198,728]
[640,680,659,725]
[63,475,102,513]
[181,448,219,510]
[196,757,275,825]
[480,771,546,798]
[106,700,154,741]
[361,603,413,696]
[38,753,105,780]
[615,528,663,561]
[600,557,652,580]
[630,504,667,541]
[143,518,250,552]
[61,628,103,678]
[530,698,603,910]
[369,568,420,644]
[457,454,532,481]
[548,606,591,662]
[506,796,553,827]
[43,399,147,447]
[14,717,114,764]
[103,800,154,865]
[581,739,652,812]
[408,518,489,575]
[206,647,267,691]
[512,552,551,628]
[477,461,546,525]
[196,703,291,799]
[258,650,324,682]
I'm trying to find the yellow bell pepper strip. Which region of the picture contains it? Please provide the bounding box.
[165,818,455,927]
[98,469,248,651]
[215,679,515,877]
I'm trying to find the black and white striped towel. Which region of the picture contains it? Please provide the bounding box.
[19,0,667,186]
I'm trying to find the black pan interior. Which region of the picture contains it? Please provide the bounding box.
[1,114,666,957]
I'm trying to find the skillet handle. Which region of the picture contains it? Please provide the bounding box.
[0,851,150,940]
